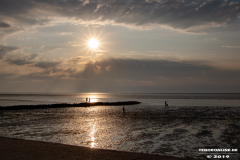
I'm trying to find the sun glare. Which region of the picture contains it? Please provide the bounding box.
[88,39,99,49]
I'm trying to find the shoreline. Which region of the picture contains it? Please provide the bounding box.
[0,136,194,160]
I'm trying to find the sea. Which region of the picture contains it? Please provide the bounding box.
[0,93,240,159]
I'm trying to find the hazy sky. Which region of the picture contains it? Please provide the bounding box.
[0,0,240,93]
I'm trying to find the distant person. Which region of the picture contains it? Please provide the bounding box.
[165,101,168,109]
[86,97,88,102]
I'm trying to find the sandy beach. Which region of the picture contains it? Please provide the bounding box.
[0,136,194,160]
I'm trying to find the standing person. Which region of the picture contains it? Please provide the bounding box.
[165,101,168,109]
[86,97,88,102]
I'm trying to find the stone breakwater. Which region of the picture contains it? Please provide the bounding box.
[0,101,141,110]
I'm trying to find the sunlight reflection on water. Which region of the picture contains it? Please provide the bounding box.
[90,123,96,148]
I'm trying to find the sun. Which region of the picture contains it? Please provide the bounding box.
[88,39,99,49]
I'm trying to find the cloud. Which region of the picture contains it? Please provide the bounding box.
[79,58,213,80]
[105,66,111,71]
[6,58,33,66]
[148,50,177,54]
[93,65,101,74]
[71,45,82,47]
[5,52,62,75]
[0,22,11,28]
[0,45,19,59]
[81,0,240,31]
[204,38,217,41]
[29,53,39,60]
[0,0,239,33]
[44,58,234,92]
[1,58,240,92]
[5,52,39,66]
[221,46,240,48]
[35,61,61,69]
[68,56,83,64]
[59,32,72,35]
[73,58,240,86]
[229,2,240,5]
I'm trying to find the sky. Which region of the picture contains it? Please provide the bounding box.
[0,0,240,93]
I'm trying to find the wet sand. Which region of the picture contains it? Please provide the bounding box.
[0,136,193,160]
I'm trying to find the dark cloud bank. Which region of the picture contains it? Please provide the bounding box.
[1,58,240,93]
[0,0,240,32]
[0,22,11,28]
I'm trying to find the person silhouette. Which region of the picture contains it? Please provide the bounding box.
[86,97,88,102]
[165,101,168,109]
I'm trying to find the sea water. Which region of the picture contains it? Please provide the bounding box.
[0,93,240,159]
